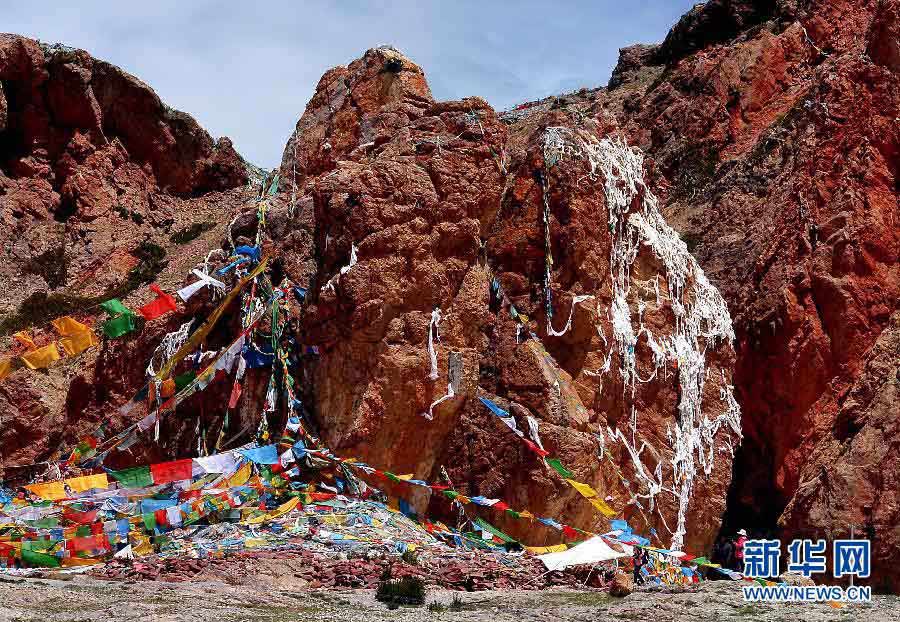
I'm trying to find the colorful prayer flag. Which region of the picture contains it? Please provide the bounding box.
[21,343,61,369]
[139,284,178,321]
[150,459,193,484]
[547,458,574,479]
[110,466,154,488]
[102,312,136,338]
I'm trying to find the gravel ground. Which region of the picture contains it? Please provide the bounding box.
[0,574,897,622]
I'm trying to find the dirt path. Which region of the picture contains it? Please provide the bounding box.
[0,574,897,622]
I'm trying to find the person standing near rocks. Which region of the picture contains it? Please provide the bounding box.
[632,547,646,585]
[734,529,748,571]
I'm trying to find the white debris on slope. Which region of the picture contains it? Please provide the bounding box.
[542,127,742,551]
[321,242,358,293]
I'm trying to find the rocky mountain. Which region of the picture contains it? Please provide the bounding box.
[1,0,897,589]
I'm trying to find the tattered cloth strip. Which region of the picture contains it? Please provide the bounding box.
[177,269,226,302]
[139,284,178,320]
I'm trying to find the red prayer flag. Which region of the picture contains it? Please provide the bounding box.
[228,382,242,408]
[139,284,178,321]
[154,509,169,528]
[562,525,579,539]
[522,439,550,457]
[62,507,98,525]
[150,459,193,484]
[493,501,510,511]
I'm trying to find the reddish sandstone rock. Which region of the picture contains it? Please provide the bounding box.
[0,35,253,471]
[595,0,900,588]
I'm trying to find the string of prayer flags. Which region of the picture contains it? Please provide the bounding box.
[565,478,617,517]
[156,258,267,381]
[139,284,178,321]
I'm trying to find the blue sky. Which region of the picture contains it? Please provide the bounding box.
[4,1,699,167]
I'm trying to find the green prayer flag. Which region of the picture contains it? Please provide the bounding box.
[690,556,710,566]
[505,509,521,519]
[142,512,157,532]
[474,517,518,544]
[21,547,61,568]
[385,472,401,483]
[100,299,131,316]
[111,466,153,489]
[547,458,574,479]
[443,490,459,500]
[174,371,196,391]
[103,312,136,338]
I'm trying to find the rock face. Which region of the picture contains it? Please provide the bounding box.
[590,0,900,590]
[0,35,253,470]
[1,0,897,589]
[265,46,740,554]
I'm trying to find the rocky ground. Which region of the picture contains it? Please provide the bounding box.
[0,574,897,622]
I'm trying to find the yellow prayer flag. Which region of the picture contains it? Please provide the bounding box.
[51,316,90,337]
[55,318,99,356]
[25,481,67,500]
[65,473,109,493]
[518,510,535,520]
[13,331,36,349]
[21,343,61,370]
[526,543,569,554]
[0,358,13,381]
[226,462,252,487]
[565,478,598,499]
[588,497,618,517]
[456,495,471,504]
[397,474,414,480]
[243,496,300,524]
[60,329,98,357]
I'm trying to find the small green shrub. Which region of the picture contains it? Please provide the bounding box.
[375,576,426,607]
